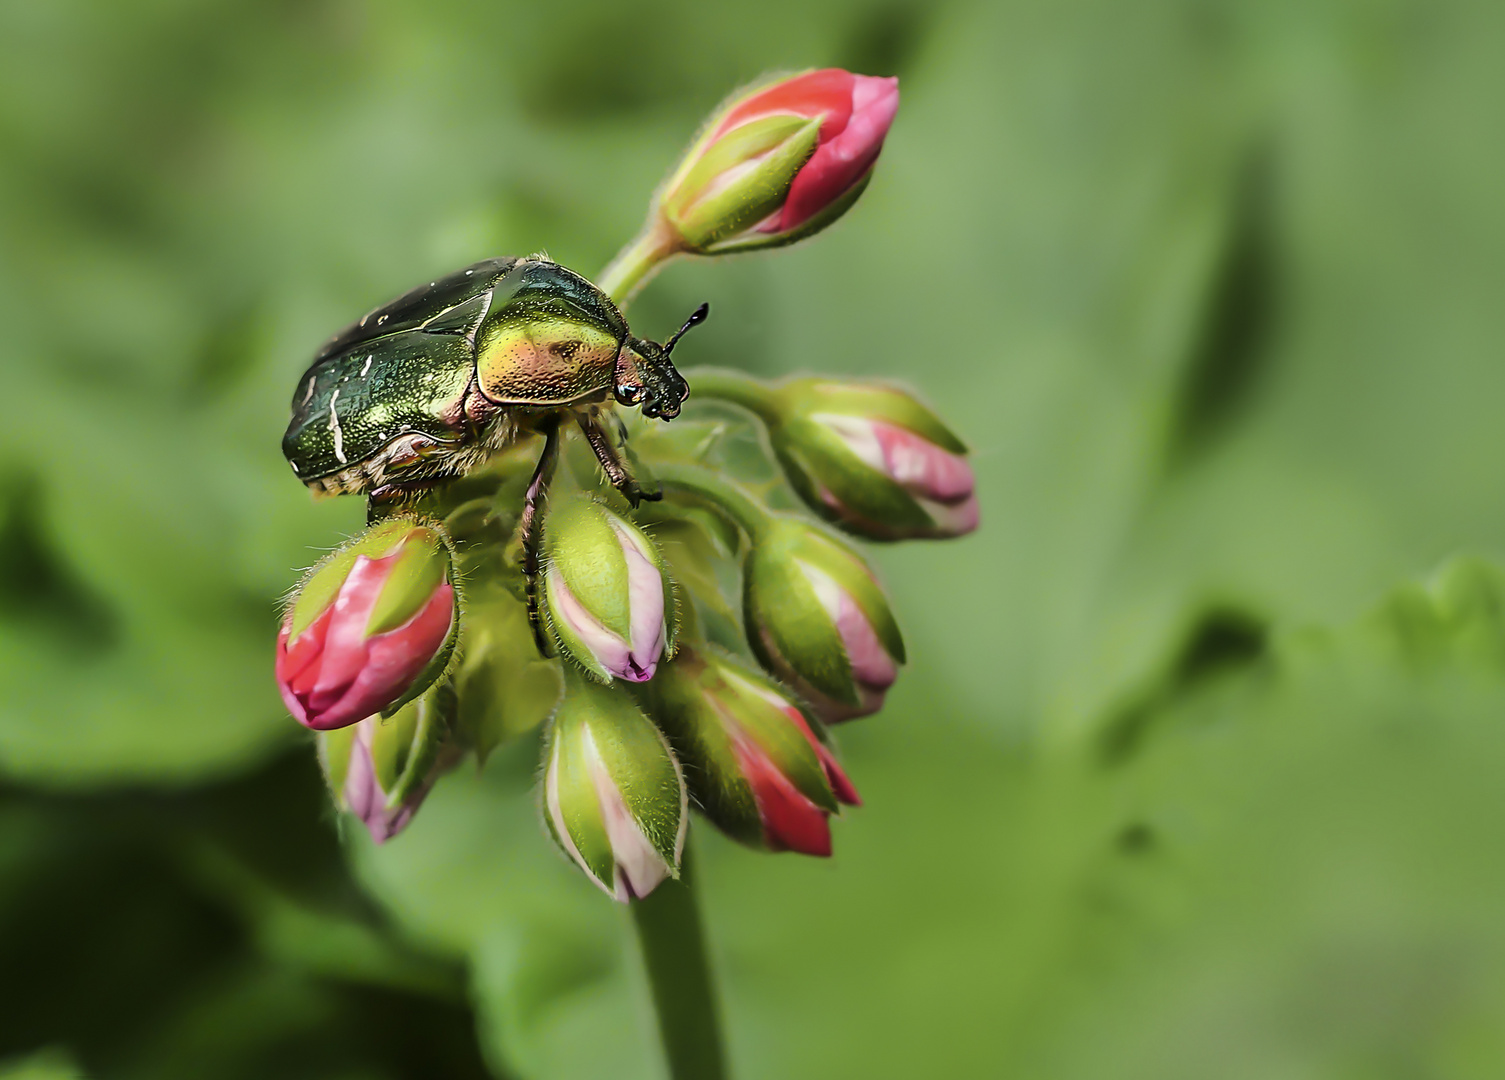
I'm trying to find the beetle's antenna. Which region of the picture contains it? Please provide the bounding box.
[660,302,710,358]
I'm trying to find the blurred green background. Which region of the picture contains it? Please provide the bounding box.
[3,0,1505,1076]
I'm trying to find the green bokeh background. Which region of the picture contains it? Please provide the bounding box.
[3,0,1505,1076]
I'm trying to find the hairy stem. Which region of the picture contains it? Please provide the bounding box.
[599,221,682,305]
[655,463,773,541]
[631,845,728,1080]
[677,367,779,423]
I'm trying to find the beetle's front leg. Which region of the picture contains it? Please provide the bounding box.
[574,408,660,507]
[520,416,562,657]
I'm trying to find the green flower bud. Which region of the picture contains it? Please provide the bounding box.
[318,681,459,844]
[542,497,677,683]
[744,517,905,721]
[641,647,860,855]
[544,673,687,901]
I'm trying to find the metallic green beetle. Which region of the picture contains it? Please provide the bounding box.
[282,255,706,504]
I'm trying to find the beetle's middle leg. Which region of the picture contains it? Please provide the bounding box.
[575,409,660,507]
[520,416,562,657]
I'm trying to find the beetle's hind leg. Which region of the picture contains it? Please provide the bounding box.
[520,416,562,657]
[575,408,661,507]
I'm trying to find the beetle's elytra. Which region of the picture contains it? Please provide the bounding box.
[283,255,703,499]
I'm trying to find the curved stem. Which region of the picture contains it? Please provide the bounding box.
[631,844,728,1080]
[654,463,772,541]
[599,220,683,306]
[678,367,779,423]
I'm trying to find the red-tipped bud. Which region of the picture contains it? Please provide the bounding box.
[276,518,459,731]
[657,68,900,254]
[643,647,858,856]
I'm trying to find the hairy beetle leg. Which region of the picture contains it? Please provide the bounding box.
[575,410,659,507]
[520,417,562,658]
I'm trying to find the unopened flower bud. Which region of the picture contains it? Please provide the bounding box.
[543,497,676,683]
[767,380,978,539]
[644,648,859,856]
[658,68,899,254]
[277,518,459,731]
[544,674,687,901]
[744,519,904,721]
[318,682,459,843]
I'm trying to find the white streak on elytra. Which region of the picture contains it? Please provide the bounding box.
[328,389,347,464]
[302,375,316,406]
[360,354,373,378]
[377,314,388,325]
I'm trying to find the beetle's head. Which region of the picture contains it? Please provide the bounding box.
[615,302,709,420]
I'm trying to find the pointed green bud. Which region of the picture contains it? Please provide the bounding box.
[744,517,904,721]
[768,379,977,540]
[542,497,676,683]
[640,647,860,855]
[544,672,687,901]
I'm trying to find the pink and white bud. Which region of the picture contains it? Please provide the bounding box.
[813,414,980,537]
[317,684,458,844]
[744,518,905,722]
[544,675,687,901]
[543,498,676,683]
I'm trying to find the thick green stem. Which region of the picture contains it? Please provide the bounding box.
[631,845,728,1080]
[655,463,772,541]
[599,220,682,305]
[678,367,780,423]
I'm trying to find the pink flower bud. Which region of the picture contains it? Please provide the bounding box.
[812,414,979,538]
[319,684,458,844]
[276,520,458,731]
[704,374,978,540]
[744,519,905,722]
[543,498,676,683]
[545,674,687,901]
[645,648,859,857]
[658,68,900,253]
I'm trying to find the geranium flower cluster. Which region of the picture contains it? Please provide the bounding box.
[276,69,978,900]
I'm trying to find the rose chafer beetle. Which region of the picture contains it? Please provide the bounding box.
[284,255,705,503]
[283,254,707,644]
